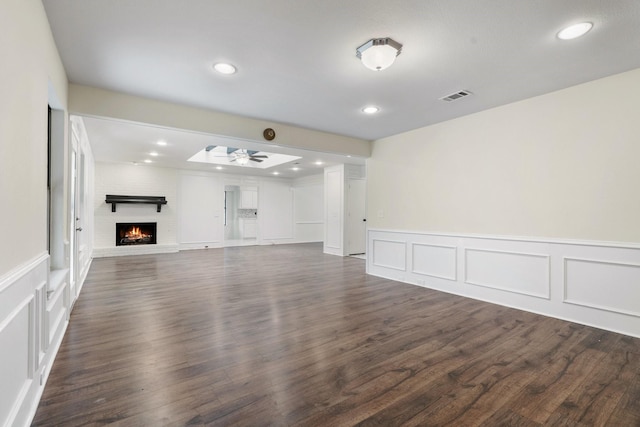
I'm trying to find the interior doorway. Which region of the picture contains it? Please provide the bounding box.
[224,185,259,247]
[347,178,366,255]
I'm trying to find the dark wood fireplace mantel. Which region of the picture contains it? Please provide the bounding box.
[105,195,167,212]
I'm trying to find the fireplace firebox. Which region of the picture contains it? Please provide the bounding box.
[116,222,157,246]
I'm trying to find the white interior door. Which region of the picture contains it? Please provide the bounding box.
[347,178,367,255]
[69,129,85,306]
[69,147,78,304]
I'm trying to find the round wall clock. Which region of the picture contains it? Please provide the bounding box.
[263,128,276,141]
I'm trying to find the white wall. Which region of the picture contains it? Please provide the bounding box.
[93,163,178,256]
[367,68,640,338]
[368,68,640,244]
[0,1,91,426]
[179,172,223,250]
[324,165,345,256]
[0,0,67,276]
[260,179,294,242]
[293,174,324,242]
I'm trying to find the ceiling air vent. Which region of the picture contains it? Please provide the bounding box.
[440,90,472,102]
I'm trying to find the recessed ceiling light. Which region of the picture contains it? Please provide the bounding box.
[292,167,300,171]
[143,159,152,163]
[213,63,237,75]
[216,166,223,170]
[149,151,159,156]
[273,171,280,175]
[362,106,380,114]
[557,22,593,40]
[314,161,323,166]
[157,140,167,146]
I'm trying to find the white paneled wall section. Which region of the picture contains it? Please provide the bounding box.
[324,164,365,256]
[178,172,223,250]
[367,229,640,338]
[260,179,294,242]
[293,174,324,243]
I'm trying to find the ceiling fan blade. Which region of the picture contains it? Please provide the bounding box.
[205,145,216,152]
[229,158,237,162]
[227,147,239,154]
[250,158,264,163]
[247,150,258,156]
[249,155,268,159]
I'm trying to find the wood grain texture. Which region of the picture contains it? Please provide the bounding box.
[33,243,640,426]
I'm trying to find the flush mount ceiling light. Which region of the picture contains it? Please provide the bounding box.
[362,106,380,114]
[356,37,402,71]
[557,22,593,40]
[213,62,237,75]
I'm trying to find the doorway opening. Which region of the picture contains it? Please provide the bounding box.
[224,185,259,246]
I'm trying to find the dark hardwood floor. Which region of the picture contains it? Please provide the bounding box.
[33,243,640,426]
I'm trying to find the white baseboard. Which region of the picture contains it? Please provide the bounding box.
[367,229,640,338]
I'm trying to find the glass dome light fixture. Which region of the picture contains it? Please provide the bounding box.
[356,37,403,71]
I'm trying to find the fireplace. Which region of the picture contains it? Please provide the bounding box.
[116,222,157,246]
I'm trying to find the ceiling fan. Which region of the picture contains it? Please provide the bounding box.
[205,145,268,164]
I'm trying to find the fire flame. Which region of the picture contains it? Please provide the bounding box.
[125,226,149,239]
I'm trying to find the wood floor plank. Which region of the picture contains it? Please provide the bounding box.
[32,243,640,426]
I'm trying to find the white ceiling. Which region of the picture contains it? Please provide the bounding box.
[44,1,640,171]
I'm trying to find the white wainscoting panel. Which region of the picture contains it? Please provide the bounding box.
[0,249,92,427]
[367,229,640,338]
[465,248,550,299]
[0,253,49,427]
[0,296,32,427]
[412,243,457,281]
[372,239,406,271]
[564,257,640,317]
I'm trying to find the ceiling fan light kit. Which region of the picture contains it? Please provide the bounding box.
[205,146,269,165]
[356,37,402,71]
